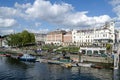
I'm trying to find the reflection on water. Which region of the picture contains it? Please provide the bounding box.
[0,57,118,80]
[71,67,113,80]
[114,69,120,80]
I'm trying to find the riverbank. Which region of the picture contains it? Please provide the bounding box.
[0,47,114,69]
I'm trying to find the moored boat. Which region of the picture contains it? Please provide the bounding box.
[18,54,36,62]
[61,63,72,68]
[77,63,93,67]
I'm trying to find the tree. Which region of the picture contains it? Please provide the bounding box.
[20,30,31,46]
[30,33,35,43]
[106,43,112,53]
[6,30,35,47]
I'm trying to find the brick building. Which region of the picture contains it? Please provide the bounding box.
[63,31,72,46]
[45,30,66,45]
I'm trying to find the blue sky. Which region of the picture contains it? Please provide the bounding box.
[0,0,119,35]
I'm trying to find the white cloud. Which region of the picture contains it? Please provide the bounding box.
[0,7,21,18]
[14,2,32,9]
[110,0,120,6]
[0,29,14,35]
[25,28,49,33]
[0,0,112,30]
[26,0,72,18]
[0,18,17,27]
[64,12,111,27]
[110,0,120,21]
[25,0,111,27]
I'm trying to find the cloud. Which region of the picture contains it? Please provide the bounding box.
[0,0,112,30]
[110,0,120,20]
[25,0,111,27]
[25,28,49,33]
[0,18,17,27]
[0,7,21,18]
[0,29,14,35]
[25,0,73,19]
[110,0,120,6]
[14,2,32,9]
[64,12,111,27]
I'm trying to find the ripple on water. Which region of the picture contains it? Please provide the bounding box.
[0,57,116,80]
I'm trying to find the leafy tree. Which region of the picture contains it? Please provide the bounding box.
[6,30,35,47]
[106,43,112,53]
[20,30,31,45]
[30,33,35,43]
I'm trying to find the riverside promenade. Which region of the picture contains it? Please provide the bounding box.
[0,48,114,68]
[0,48,113,63]
[70,54,113,63]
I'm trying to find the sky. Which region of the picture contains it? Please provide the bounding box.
[0,0,120,35]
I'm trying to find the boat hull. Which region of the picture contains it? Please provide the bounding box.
[19,58,36,62]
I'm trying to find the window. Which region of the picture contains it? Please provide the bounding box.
[111,35,113,37]
[88,36,89,38]
[87,50,92,56]
[93,50,98,55]
[99,50,105,54]
[103,34,105,37]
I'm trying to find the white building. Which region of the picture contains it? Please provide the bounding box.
[34,33,46,45]
[72,22,115,47]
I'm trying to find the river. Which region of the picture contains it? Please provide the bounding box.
[0,57,119,80]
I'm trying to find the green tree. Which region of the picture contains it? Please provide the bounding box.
[30,33,35,43]
[106,43,112,53]
[6,30,35,47]
[20,30,31,46]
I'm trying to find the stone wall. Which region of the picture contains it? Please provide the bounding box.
[70,55,113,63]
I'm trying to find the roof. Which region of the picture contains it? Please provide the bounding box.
[48,30,66,34]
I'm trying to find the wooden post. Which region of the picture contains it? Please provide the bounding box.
[114,53,119,69]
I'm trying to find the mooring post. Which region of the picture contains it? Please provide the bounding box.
[79,50,82,63]
[113,43,119,80]
[114,53,119,69]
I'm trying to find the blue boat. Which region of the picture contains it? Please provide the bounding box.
[19,54,36,62]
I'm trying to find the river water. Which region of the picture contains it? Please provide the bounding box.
[0,57,119,80]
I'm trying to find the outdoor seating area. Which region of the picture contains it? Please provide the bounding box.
[80,47,108,57]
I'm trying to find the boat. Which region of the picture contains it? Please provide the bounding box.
[77,63,93,67]
[91,64,103,69]
[71,63,79,67]
[47,60,64,64]
[61,63,72,68]
[5,54,11,57]
[18,54,36,62]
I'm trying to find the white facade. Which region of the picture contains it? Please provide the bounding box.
[2,39,8,47]
[34,33,46,44]
[35,33,46,42]
[72,22,115,46]
[72,29,94,46]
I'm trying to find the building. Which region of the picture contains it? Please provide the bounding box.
[34,33,46,45]
[72,22,115,47]
[72,29,94,46]
[45,30,66,45]
[63,31,72,46]
[0,37,8,48]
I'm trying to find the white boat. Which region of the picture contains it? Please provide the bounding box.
[77,63,93,67]
[71,63,78,67]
